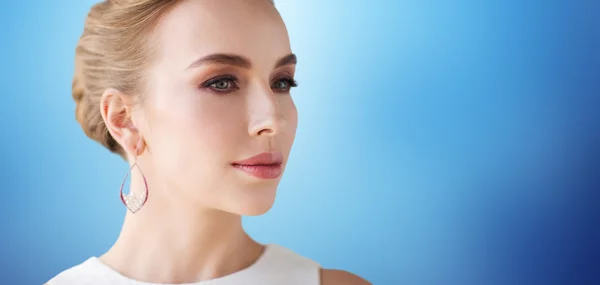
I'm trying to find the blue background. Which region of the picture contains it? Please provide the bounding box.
[1,0,598,284]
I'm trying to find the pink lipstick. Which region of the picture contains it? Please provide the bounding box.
[231,152,283,179]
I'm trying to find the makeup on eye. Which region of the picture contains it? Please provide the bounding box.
[200,74,240,93]
[198,74,298,94]
[271,76,298,92]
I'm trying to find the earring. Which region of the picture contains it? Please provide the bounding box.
[119,149,149,213]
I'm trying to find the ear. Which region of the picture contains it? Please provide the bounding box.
[100,88,146,158]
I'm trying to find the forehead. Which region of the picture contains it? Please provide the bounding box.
[151,0,291,70]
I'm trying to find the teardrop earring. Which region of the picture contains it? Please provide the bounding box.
[119,149,149,213]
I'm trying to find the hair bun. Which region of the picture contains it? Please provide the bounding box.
[72,0,179,159]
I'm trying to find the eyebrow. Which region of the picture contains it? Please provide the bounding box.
[185,53,297,70]
[274,53,297,68]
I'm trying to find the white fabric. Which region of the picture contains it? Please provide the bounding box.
[46,244,320,285]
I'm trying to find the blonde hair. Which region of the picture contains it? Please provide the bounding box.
[72,0,181,158]
[73,0,275,159]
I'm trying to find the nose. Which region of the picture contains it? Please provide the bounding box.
[247,82,280,137]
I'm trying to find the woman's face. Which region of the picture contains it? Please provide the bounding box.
[136,0,297,215]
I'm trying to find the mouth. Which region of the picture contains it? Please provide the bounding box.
[231,152,283,179]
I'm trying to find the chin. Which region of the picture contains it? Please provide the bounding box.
[238,203,275,216]
[237,195,277,216]
[230,186,278,216]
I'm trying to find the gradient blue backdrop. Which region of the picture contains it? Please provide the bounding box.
[1,1,598,284]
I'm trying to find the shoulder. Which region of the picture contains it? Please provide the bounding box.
[265,244,370,285]
[45,257,111,285]
[320,269,372,285]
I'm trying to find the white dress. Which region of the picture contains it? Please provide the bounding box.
[46,244,321,285]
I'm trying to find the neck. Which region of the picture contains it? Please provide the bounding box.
[100,173,264,284]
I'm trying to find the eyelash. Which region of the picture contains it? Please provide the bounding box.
[200,75,298,94]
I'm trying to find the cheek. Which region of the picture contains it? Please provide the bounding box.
[146,91,245,173]
[280,98,298,144]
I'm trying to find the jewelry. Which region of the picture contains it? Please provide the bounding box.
[119,150,148,213]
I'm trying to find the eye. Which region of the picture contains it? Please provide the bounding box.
[213,80,231,89]
[272,77,298,93]
[200,75,239,93]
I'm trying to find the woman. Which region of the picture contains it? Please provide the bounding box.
[46,0,370,284]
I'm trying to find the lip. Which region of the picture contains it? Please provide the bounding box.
[232,152,283,166]
[231,152,283,179]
